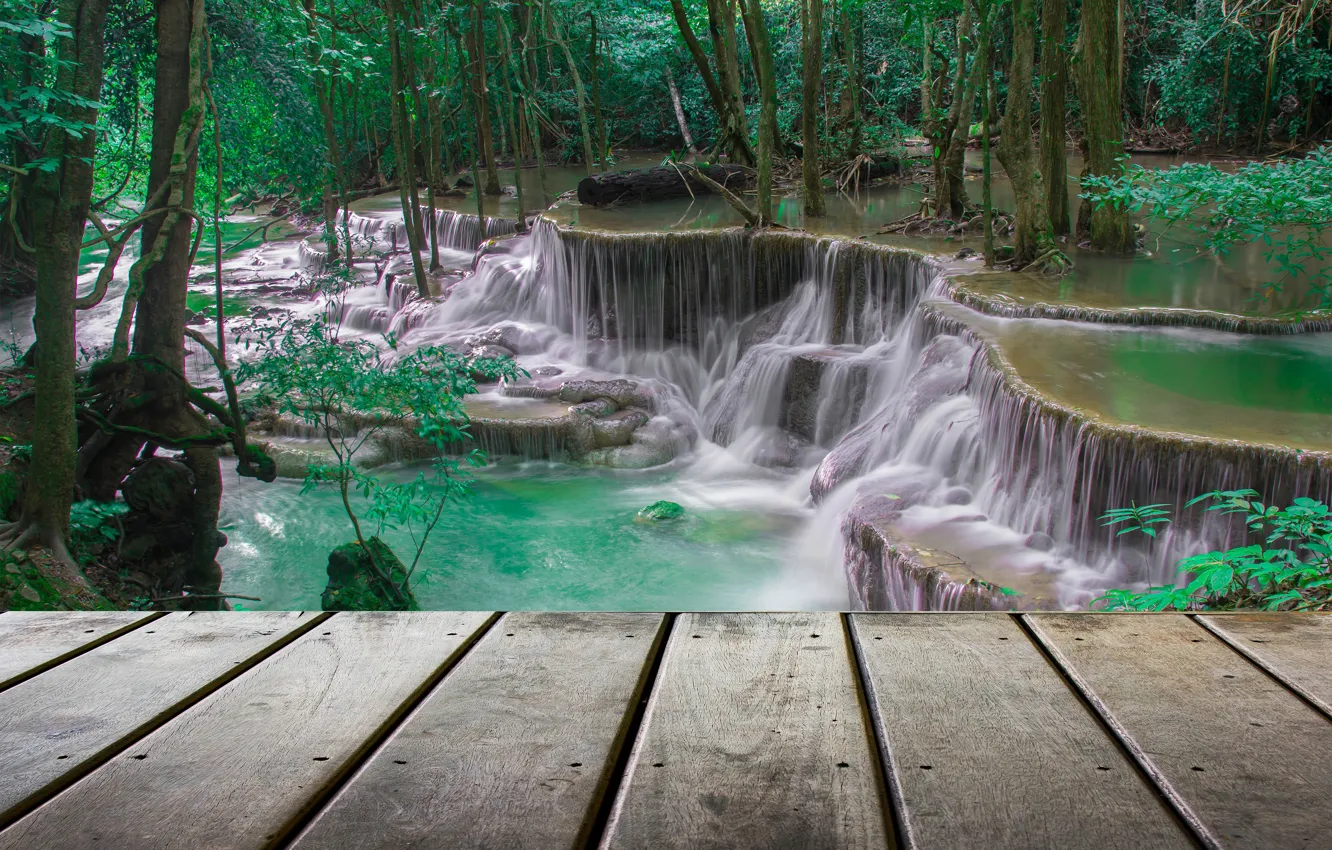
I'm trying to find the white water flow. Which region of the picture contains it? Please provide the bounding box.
[363,217,1173,609]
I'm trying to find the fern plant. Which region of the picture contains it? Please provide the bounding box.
[1096,490,1332,611]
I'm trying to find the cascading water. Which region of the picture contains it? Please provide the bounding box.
[197,193,1327,612]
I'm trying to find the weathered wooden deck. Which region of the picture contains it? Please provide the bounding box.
[0,612,1328,849]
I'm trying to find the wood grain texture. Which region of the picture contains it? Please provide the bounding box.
[0,611,494,850]
[1198,613,1332,716]
[600,612,889,850]
[851,614,1191,850]
[1028,613,1332,850]
[0,611,155,692]
[291,612,664,850]
[0,611,323,827]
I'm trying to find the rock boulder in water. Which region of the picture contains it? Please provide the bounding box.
[636,501,685,522]
[322,537,417,611]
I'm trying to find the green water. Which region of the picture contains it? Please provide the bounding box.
[995,319,1332,450]
[218,460,802,611]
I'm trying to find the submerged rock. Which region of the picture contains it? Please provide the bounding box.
[322,537,418,611]
[636,501,685,522]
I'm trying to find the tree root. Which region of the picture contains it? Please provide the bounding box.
[1018,247,1073,276]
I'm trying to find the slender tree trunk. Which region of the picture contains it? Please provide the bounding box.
[588,13,609,171]
[739,0,776,224]
[303,0,344,261]
[1079,0,1133,251]
[668,0,755,164]
[16,0,109,557]
[495,12,527,230]
[981,45,994,266]
[515,4,547,187]
[998,0,1061,268]
[387,0,430,296]
[1039,0,1069,235]
[838,0,861,158]
[546,0,597,173]
[801,0,825,216]
[665,65,699,154]
[466,0,502,193]
[455,29,487,221]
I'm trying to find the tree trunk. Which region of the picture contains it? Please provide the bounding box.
[997,0,1059,267]
[1039,0,1069,235]
[838,0,861,158]
[1078,0,1133,251]
[589,13,609,171]
[546,0,598,174]
[665,65,699,154]
[466,0,502,194]
[739,0,777,224]
[801,0,825,216]
[17,0,109,557]
[303,0,345,262]
[386,0,429,296]
[668,0,755,165]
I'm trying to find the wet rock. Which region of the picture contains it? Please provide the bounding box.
[558,379,653,410]
[529,366,563,377]
[592,409,650,447]
[454,174,474,188]
[123,458,196,521]
[585,416,684,469]
[18,584,40,603]
[782,351,870,444]
[954,248,979,259]
[322,538,417,611]
[945,514,989,523]
[943,487,973,505]
[1024,532,1055,552]
[471,343,516,361]
[635,501,685,522]
[571,398,617,418]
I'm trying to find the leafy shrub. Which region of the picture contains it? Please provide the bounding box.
[1097,490,1332,611]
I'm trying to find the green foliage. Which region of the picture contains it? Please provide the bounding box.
[1096,490,1332,611]
[1100,501,1172,538]
[1085,148,1332,310]
[68,499,130,562]
[235,315,521,598]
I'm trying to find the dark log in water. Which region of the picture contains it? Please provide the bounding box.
[576,164,753,206]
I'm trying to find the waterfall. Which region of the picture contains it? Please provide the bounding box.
[304,207,1329,611]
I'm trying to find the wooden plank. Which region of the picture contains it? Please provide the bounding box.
[0,611,495,850]
[1028,613,1332,850]
[851,614,1191,850]
[290,612,665,850]
[0,611,324,828]
[1197,613,1332,717]
[0,611,156,692]
[601,612,889,850]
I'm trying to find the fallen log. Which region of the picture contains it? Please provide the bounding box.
[577,164,753,206]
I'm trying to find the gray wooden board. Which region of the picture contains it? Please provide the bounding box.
[600,612,890,850]
[0,611,154,692]
[0,611,322,827]
[851,614,1192,850]
[1198,613,1332,716]
[0,611,495,850]
[290,611,665,850]
[1028,613,1332,849]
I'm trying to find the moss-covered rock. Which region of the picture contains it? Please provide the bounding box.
[321,537,418,611]
[0,549,115,611]
[635,500,685,523]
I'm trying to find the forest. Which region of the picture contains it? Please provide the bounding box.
[0,0,1330,615]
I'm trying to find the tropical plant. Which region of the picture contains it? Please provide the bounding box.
[234,316,521,607]
[1096,489,1332,611]
[1085,147,1332,310]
